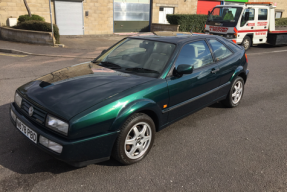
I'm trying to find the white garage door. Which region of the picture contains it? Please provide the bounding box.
[55,1,84,35]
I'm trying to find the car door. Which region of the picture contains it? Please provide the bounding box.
[166,40,221,122]
[206,38,235,99]
[254,8,269,44]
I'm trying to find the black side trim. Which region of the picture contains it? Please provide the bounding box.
[162,82,231,113]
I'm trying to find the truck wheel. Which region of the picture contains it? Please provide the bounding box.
[112,113,155,165]
[242,36,251,50]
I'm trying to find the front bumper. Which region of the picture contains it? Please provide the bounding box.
[10,103,119,167]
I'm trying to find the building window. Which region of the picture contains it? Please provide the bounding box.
[276,11,283,18]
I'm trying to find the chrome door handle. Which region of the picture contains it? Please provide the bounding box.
[211,68,219,74]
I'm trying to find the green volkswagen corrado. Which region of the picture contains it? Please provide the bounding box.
[10,33,249,167]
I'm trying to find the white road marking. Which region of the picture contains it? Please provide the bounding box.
[248,49,287,56]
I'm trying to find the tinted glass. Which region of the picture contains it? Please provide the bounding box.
[241,8,255,27]
[94,39,176,78]
[208,39,232,61]
[175,40,213,69]
[208,7,243,24]
[258,9,268,20]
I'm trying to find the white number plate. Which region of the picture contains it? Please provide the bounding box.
[16,119,37,143]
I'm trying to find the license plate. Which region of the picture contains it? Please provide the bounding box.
[16,119,37,143]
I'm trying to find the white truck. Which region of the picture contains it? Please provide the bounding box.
[205,2,287,50]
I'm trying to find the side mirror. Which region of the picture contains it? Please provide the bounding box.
[245,12,250,21]
[101,49,107,55]
[174,64,194,77]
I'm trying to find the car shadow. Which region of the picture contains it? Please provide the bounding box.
[208,102,225,108]
[0,103,77,175]
[0,102,127,174]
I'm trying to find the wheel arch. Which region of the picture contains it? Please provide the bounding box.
[243,33,254,44]
[110,99,162,132]
[230,66,246,83]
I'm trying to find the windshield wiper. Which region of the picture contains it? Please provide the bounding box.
[126,67,159,74]
[98,61,121,69]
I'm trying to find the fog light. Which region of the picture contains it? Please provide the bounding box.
[39,136,63,153]
[11,109,16,122]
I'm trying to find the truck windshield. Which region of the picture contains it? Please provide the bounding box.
[208,7,243,23]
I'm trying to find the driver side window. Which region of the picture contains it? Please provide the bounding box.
[175,40,213,70]
[241,8,255,27]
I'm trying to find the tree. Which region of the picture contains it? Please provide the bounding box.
[23,0,32,17]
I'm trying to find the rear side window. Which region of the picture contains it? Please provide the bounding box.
[258,9,268,20]
[175,40,213,69]
[208,39,233,61]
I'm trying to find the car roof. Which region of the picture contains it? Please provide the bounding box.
[128,32,214,45]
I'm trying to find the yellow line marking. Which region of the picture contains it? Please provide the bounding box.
[0,53,27,57]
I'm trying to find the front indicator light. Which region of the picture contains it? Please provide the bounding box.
[46,115,69,135]
[11,109,16,122]
[39,136,63,153]
[14,92,22,108]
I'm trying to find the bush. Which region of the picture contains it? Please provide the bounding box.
[275,18,287,26]
[18,14,45,24]
[166,14,208,33]
[14,20,60,44]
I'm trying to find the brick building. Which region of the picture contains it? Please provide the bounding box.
[0,0,286,35]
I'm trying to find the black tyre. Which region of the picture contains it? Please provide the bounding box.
[112,113,155,165]
[222,77,245,108]
[242,36,251,51]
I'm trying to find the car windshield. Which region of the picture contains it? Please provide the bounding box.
[208,7,243,23]
[93,39,176,78]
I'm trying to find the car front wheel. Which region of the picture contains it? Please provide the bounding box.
[222,76,245,108]
[112,113,155,165]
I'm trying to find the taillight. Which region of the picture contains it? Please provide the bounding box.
[232,40,237,44]
[234,27,238,37]
[245,53,248,63]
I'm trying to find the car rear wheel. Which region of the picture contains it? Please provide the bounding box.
[242,36,251,51]
[112,113,155,165]
[222,77,244,108]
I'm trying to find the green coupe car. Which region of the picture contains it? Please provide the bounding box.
[10,33,249,167]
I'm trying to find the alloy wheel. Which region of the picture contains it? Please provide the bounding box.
[124,122,152,159]
[232,81,243,104]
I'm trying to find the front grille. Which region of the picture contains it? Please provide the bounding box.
[21,99,47,124]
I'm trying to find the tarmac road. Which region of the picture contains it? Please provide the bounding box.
[0,43,287,191]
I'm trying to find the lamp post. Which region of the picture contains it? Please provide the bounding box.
[49,0,55,45]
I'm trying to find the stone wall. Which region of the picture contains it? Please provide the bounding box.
[0,0,113,35]
[152,0,198,23]
[248,0,287,18]
[0,0,55,27]
[0,26,55,45]
[83,0,113,34]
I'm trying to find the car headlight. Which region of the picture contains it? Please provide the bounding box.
[46,115,69,135]
[14,92,22,108]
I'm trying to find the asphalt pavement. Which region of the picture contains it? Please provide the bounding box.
[0,42,287,191]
